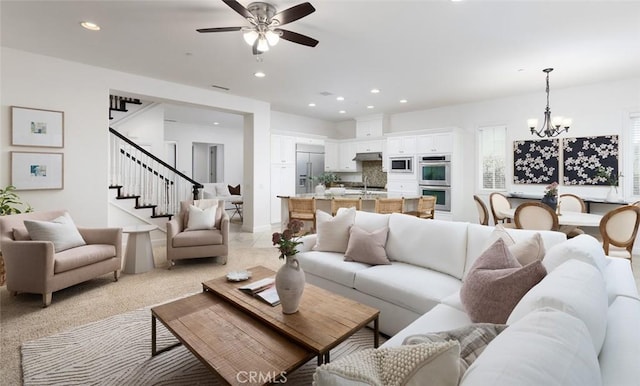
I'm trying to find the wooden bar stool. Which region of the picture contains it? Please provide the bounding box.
[288,197,317,233]
[331,197,362,216]
[405,196,436,219]
[375,198,404,214]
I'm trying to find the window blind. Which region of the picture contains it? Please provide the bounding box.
[479,126,506,190]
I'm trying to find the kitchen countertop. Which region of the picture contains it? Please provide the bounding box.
[278,192,421,200]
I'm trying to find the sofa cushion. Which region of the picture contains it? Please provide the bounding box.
[296,251,370,287]
[403,323,508,377]
[460,239,546,324]
[54,244,116,274]
[542,234,609,274]
[344,225,390,265]
[507,259,608,354]
[354,262,462,315]
[12,227,31,240]
[464,224,566,279]
[383,304,473,348]
[603,257,640,302]
[599,296,640,386]
[314,207,356,253]
[228,184,240,195]
[24,212,86,253]
[386,214,468,279]
[171,229,223,248]
[181,200,223,230]
[314,340,460,386]
[185,204,217,231]
[351,210,390,233]
[460,308,601,386]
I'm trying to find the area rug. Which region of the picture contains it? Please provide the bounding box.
[21,302,383,385]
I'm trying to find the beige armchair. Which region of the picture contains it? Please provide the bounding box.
[166,199,229,268]
[0,210,122,307]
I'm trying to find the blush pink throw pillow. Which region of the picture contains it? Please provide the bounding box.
[460,239,547,324]
[344,225,390,265]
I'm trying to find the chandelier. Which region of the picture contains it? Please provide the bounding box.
[528,68,572,138]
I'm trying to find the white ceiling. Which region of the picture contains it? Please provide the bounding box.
[2,0,640,126]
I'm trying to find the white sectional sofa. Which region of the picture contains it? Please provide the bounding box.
[297,210,640,385]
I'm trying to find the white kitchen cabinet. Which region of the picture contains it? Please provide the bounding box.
[381,140,388,172]
[387,136,416,155]
[324,140,339,171]
[296,136,324,146]
[416,133,453,154]
[270,134,296,164]
[386,180,418,196]
[338,141,361,171]
[355,139,384,153]
[270,163,296,223]
[355,116,386,138]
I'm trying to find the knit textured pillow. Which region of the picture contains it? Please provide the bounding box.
[460,239,547,324]
[313,340,460,386]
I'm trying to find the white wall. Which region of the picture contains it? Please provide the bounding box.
[390,78,640,222]
[271,110,337,138]
[111,103,166,159]
[1,47,271,231]
[165,122,243,187]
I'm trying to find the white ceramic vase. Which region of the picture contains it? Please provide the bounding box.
[315,184,326,195]
[605,186,619,202]
[275,255,306,314]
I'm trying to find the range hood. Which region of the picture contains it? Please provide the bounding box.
[353,152,383,161]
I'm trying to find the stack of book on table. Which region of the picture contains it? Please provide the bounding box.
[238,277,280,306]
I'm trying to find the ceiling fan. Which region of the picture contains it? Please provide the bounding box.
[197,0,318,55]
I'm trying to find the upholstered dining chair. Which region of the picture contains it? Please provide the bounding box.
[405,196,436,219]
[489,192,515,228]
[375,198,404,214]
[473,195,489,226]
[599,205,640,264]
[514,202,560,231]
[288,197,316,233]
[559,193,587,238]
[331,197,362,216]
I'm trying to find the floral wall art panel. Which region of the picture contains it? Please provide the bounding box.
[513,139,559,184]
[562,135,619,185]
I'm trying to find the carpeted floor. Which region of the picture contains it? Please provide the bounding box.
[1,245,284,386]
[21,304,380,385]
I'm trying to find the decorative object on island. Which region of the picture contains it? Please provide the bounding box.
[541,181,559,211]
[528,68,572,138]
[315,172,340,187]
[596,166,622,202]
[272,219,306,314]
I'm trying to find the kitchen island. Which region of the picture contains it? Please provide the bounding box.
[277,192,422,229]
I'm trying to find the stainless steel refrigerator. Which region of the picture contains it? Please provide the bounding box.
[296,144,325,194]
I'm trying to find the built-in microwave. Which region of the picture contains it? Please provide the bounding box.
[419,185,451,212]
[419,154,451,186]
[389,157,413,173]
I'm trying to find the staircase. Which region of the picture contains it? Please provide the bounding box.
[109,95,142,120]
[109,127,202,222]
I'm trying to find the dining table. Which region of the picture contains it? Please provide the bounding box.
[498,208,603,228]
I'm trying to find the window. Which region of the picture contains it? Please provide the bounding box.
[478,126,506,190]
[631,113,640,195]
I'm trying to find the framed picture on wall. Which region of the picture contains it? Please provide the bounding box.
[563,135,619,185]
[513,139,560,184]
[11,106,64,148]
[11,152,64,190]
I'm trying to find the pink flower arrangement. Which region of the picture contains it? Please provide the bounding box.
[272,219,305,259]
[544,182,558,197]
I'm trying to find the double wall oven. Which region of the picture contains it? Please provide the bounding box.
[419,154,451,211]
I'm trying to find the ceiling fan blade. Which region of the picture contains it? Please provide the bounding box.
[277,29,319,47]
[223,0,253,19]
[273,2,315,26]
[196,26,243,33]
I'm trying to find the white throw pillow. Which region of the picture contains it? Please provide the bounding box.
[314,340,460,386]
[214,183,231,197]
[313,207,356,253]
[507,259,608,354]
[485,224,545,266]
[185,204,217,231]
[23,213,86,253]
[461,308,602,386]
[543,234,609,274]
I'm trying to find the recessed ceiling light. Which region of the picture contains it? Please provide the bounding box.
[80,21,101,31]
[400,99,408,104]
[308,103,316,107]
[254,71,266,78]
[370,88,380,94]
[339,110,346,114]
[213,122,220,125]
[336,96,345,101]
[367,105,374,109]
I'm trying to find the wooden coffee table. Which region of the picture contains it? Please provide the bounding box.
[151,266,379,384]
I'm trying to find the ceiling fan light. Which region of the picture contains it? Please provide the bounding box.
[243,30,259,46]
[257,37,270,52]
[265,30,280,46]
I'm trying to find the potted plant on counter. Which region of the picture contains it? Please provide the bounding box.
[313,172,340,195]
